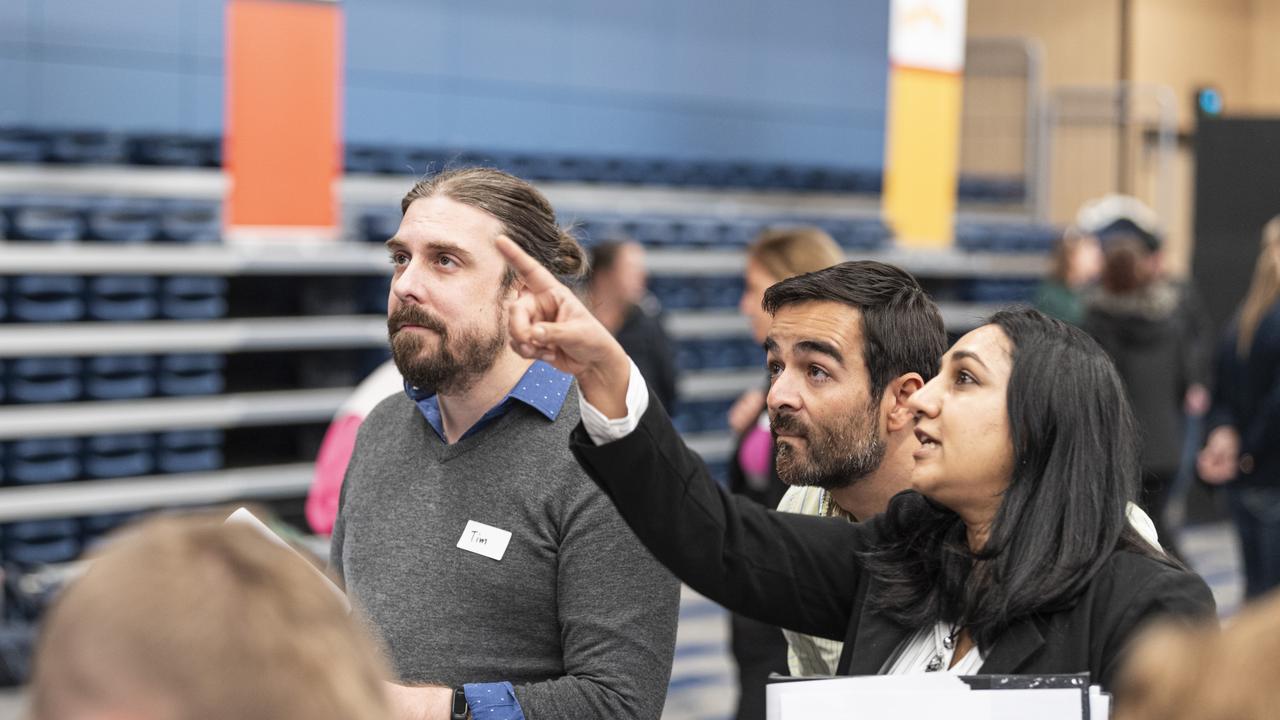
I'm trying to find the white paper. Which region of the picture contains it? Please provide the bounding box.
[225,507,349,610]
[456,519,513,561]
[767,674,1086,720]
[767,674,971,720]
[1090,685,1112,719]
[988,688,1083,720]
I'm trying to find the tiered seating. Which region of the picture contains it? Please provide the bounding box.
[0,126,1026,201]
[676,338,761,372]
[2,511,143,574]
[955,221,1060,253]
[358,209,894,253]
[1,195,221,244]
[0,128,220,168]
[673,399,738,435]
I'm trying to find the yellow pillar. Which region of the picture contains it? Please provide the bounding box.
[882,0,967,249]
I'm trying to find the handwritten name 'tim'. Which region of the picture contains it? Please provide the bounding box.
[470,531,488,545]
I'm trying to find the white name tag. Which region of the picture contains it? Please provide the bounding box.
[456,520,512,561]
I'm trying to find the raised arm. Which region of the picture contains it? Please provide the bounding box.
[498,236,632,419]
[497,237,867,641]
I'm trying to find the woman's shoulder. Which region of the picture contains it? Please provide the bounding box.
[1086,549,1216,623]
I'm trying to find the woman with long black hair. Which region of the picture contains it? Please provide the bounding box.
[496,238,1215,690]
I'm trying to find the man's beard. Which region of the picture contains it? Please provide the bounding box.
[770,398,886,490]
[388,303,507,396]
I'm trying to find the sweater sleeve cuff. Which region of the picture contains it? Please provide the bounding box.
[578,359,650,445]
[463,682,525,720]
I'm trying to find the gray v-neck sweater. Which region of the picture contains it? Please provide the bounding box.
[331,385,679,719]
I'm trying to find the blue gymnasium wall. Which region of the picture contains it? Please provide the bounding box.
[0,0,889,168]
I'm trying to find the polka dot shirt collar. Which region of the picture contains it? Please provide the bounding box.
[404,360,573,441]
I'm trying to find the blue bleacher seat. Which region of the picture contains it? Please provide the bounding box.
[8,198,85,242]
[159,200,220,244]
[849,218,891,250]
[360,275,391,314]
[574,215,628,245]
[83,355,156,400]
[675,342,703,372]
[650,277,699,311]
[628,217,679,247]
[672,411,698,434]
[702,277,743,309]
[675,219,725,248]
[0,276,6,320]
[156,429,223,473]
[86,275,159,321]
[6,357,81,404]
[388,146,449,176]
[961,278,1039,303]
[86,199,161,243]
[0,128,48,163]
[702,339,743,369]
[159,276,227,319]
[0,359,5,405]
[157,353,224,396]
[721,219,760,247]
[501,153,553,182]
[360,210,401,244]
[343,144,391,174]
[705,461,730,486]
[128,134,219,167]
[79,511,143,553]
[46,131,128,165]
[547,156,602,183]
[8,275,86,322]
[83,433,155,479]
[2,519,82,566]
[81,511,140,537]
[4,438,81,485]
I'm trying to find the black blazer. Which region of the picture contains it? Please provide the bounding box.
[569,390,1217,691]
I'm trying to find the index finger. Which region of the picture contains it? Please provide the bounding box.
[495,236,560,294]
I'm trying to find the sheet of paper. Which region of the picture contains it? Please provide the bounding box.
[781,689,991,719]
[768,674,1087,720]
[225,507,349,610]
[987,688,1083,720]
[767,674,972,720]
[1090,685,1112,719]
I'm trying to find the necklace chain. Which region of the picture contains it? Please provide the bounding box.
[926,622,960,672]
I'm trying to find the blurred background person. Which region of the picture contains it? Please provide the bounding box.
[28,515,393,720]
[304,360,403,535]
[1083,196,1211,560]
[1199,216,1280,599]
[586,239,679,412]
[1034,227,1102,325]
[723,226,842,720]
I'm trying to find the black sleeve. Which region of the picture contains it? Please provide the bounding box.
[569,389,869,641]
[1096,562,1217,690]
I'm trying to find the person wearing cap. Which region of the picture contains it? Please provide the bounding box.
[1080,195,1212,561]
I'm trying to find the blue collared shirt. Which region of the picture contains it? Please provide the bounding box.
[403,361,571,720]
[405,360,573,443]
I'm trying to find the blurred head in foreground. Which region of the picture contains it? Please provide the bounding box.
[1114,592,1280,720]
[28,516,392,720]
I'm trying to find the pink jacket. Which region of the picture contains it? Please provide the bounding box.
[305,361,405,534]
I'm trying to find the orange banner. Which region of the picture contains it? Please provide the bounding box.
[225,0,343,239]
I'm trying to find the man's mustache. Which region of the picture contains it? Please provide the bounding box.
[388,306,448,336]
[770,411,809,438]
